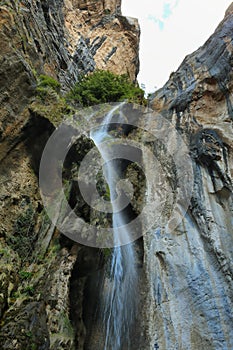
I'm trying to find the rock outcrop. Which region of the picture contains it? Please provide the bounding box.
[64,0,139,80]
[0,1,139,349]
[0,0,139,148]
[142,4,233,349]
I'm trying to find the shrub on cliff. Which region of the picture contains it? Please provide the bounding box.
[37,74,61,93]
[66,70,145,106]
[32,74,72,125]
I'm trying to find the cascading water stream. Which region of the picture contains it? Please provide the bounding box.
[90,103,138,349]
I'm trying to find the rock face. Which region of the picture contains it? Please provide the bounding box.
[142,4,233,349]
[64,0,140,80]
[0,1,139,349]
[0,0,139,138]
[0,0,233,349]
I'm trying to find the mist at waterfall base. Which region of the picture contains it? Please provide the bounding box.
[90,104,138,349]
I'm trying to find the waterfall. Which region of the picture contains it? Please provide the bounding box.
[90,103,138,349]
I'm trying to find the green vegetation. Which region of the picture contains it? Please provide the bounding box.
[9,205,36,261]
[37,74,61,93]
[25,331,33,338]
[66,70,145,106]
[23,285,35,296]
[50,237,61,254]
[61,312,74,338]
[103,184,111,201]
[19,271,33,280]
[95,169,112,201]
[31,74,72,125]
[31,71,146,125]
[11,284,35,302]
[101,247,112,259]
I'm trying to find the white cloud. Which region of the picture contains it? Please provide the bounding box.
[122,0,232,93]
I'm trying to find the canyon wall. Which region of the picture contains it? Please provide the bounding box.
[0,1,140,349]
[142,4,233,349]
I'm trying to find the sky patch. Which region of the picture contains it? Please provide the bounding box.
[148,0,179,30]
[163,2,172,19]
[121,0,232,93]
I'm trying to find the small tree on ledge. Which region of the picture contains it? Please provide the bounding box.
[66,70,146,106]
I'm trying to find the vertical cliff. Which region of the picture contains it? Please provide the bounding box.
[0,1,140,349]
[142,4,233,349]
